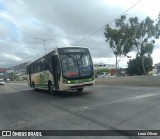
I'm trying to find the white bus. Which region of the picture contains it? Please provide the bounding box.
[26,46,95,93]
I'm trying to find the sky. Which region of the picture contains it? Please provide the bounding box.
[0,0,160,68]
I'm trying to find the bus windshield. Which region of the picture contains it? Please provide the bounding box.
[60,53,93,78]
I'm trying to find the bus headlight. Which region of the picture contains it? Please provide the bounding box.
[68,81,71,84]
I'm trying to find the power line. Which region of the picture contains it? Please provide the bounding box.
[73,0,142,45]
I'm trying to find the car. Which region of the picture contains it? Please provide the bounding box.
[6,79,10,83]
[0,79,4,86]
[157,73,160,76]
[98,72,109,78]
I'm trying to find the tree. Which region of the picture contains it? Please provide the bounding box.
[7,73,20,82]
[128,16,158,74]
[104,15,132,76]
[104,14,160,75]
[126,56,153,75]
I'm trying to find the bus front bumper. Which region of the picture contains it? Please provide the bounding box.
[60,81,95,91]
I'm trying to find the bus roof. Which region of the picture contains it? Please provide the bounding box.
[26,46,89,68]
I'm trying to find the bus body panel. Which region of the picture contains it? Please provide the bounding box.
[33,70,53,89]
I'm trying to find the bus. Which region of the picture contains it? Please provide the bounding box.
[26,46,95,93]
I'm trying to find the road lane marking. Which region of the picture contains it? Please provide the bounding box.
[132,94,158,99]
[79,94,159,111]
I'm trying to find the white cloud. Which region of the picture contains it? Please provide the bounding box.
[0,0,160,67]
[152,48,160,64]
[2,53,22,61]
[0,22,9,38]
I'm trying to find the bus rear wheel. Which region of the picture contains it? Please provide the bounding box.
[77,88,83,92]
[48,83,54,94]
[32,82,36,91]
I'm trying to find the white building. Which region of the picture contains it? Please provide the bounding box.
[155,63,160,74]
[94,63,115,70]
[6,68,14,73]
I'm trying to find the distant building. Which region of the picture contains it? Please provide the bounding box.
[94,63,115,70]
[10,62,29,75]
[0,68,7,77]
[6,68,14,73]
[155,63,160,74]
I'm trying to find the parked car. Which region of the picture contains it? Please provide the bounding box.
[0,79,4,86]
[98,72,109,78]
[157,73,160,76]
[6,79,10,83]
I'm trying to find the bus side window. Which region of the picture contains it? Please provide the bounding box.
[49,56,52,70]
[48,56,52,71]
[31,65,33,74]
[39,60,41,72]
[43,57,47,70]
[28,68,30,74]
[40,58,46,71]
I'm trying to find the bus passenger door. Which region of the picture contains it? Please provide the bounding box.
[52,55,59,90]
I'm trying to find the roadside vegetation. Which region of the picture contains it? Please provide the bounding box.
[104,13,160,75]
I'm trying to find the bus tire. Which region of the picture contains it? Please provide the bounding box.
[32,82,36,91]
[48,83,54,94]
[77,88,83,92]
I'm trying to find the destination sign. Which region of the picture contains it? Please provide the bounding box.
[63,49,85,53]
[58,48,89,54]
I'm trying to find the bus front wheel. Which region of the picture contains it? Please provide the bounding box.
[77,88,83,92]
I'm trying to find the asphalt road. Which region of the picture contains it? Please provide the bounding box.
[0,83,160,138]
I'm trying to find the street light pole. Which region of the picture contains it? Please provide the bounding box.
[34,38,54,54]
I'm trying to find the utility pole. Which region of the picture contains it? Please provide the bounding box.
[34,38,54,54]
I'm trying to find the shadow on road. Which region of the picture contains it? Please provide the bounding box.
[33,89,91,98]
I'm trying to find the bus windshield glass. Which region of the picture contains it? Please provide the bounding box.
[59,48,93,78]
